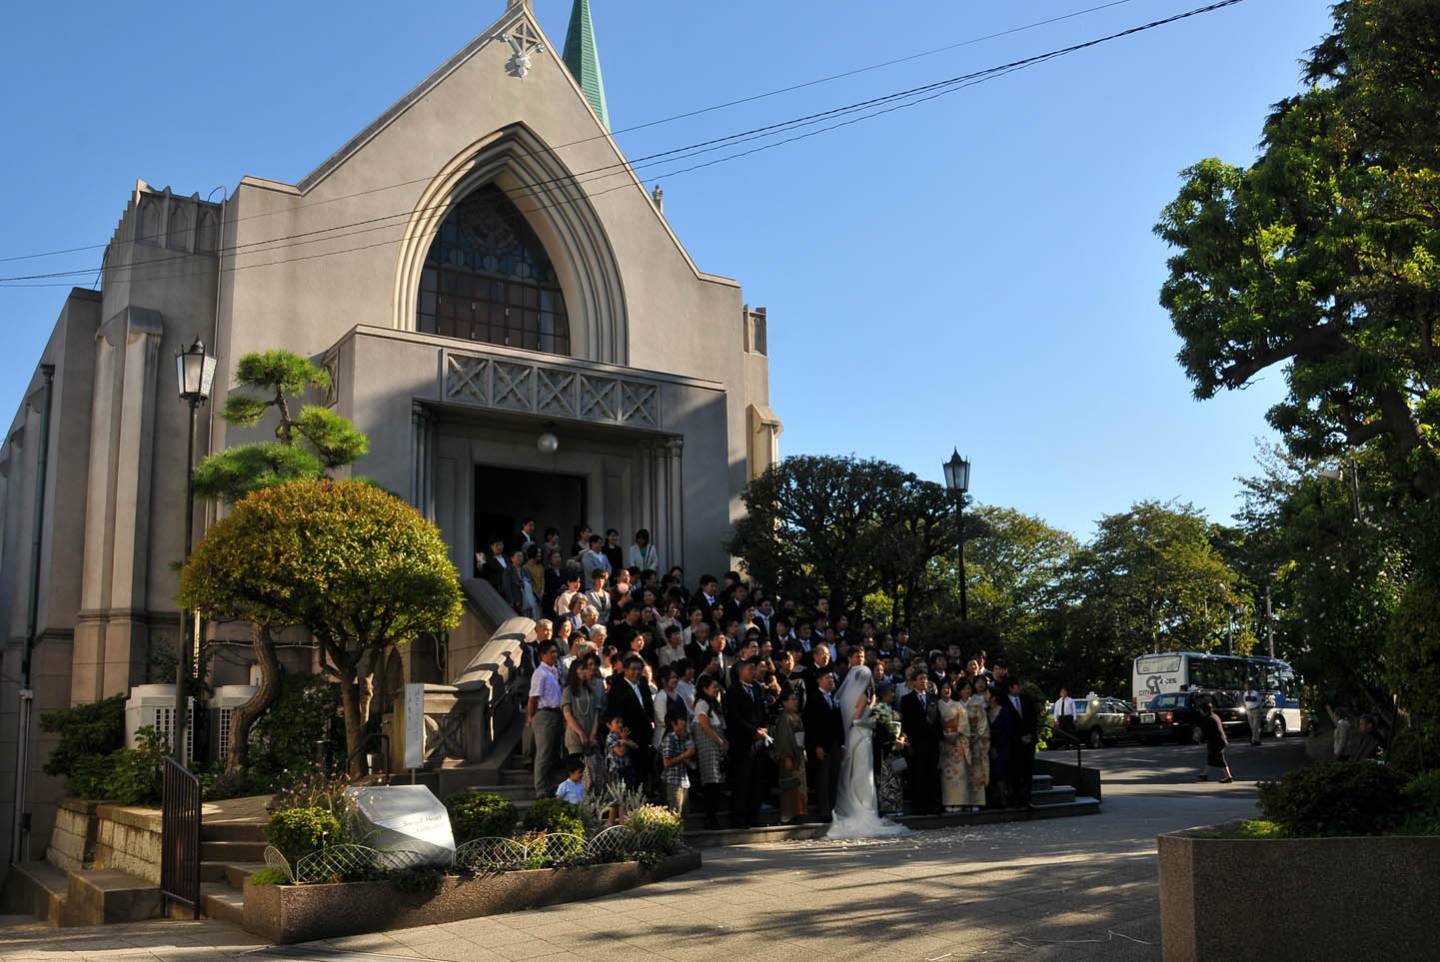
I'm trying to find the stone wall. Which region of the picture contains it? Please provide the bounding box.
[45,800,100,873]
[91,805,162,883]
[44,800,162,884]
[1158,827,1440,962]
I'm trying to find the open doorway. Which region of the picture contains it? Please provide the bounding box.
[473,465,587,572]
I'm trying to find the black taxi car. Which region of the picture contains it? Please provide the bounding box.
[1143,690,1248,744]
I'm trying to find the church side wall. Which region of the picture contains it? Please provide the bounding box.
[0,289,101,868]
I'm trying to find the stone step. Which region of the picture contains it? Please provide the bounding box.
[1032,773,1054,792]
[225,861,267,891]
[200,840,267,862]
[6,861,68,926]
[1029,784,1078,807]
[1027,795,1101,820]
[63,868,160,927]
[201,821,267,843]
[200,883,245,926]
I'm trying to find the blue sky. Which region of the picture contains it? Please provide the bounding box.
[0,0,1334,537]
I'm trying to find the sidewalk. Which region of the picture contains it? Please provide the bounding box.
[0,786,1258,962]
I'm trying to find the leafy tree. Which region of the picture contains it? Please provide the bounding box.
[179,480,462,774]
[189,350,369,773]
[1155,0,1440,500]
[731,456,931,616]
[964,505,1078,646]
[729,455,963,624]
[1062,501,1253,692]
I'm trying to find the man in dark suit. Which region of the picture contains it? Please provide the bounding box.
[803,669,843,820]
[726,658,770,828]
[900,666,942,815]
[1002,676,1039,806]
[689,575,721,621]
[607,655,655,785]
[480,535,508,593]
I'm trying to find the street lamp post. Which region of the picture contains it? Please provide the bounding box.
[942,449,972,623]
[174,338,217,767]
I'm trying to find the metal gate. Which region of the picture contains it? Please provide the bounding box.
[160,757,202,919]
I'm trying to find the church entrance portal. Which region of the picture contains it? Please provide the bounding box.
[473,465,587,567]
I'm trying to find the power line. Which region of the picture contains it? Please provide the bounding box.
[0,1,1246,291]
[0,0,1143,266]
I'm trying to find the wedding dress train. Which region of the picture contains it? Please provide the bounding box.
[826,665,911,840]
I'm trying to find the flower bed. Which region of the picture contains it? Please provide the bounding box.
[243,788,697,943]
[243,850,700,944]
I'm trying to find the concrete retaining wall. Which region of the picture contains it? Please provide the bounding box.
[243,850,701,944]
[44,799,162,884]
[1158,828,1440,962]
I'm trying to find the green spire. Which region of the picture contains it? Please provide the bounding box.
[562,0,610,130]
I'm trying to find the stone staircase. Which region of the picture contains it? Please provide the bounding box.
[195,818,268,926]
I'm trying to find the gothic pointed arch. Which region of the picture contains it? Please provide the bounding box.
[393,124,628,364]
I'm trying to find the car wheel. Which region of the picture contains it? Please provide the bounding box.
[1087,727,1104,750]
[1189,724,1204,745]
[1271,715,1286,739]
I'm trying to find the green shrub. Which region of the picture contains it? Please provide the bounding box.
[624,804,683,854]
[39,694,126,793]
[266,806,342,864]
[246,867,290,886]
[1201,819,1286,839]
[247,675,341,788]
[1402,769,1440,817]
[1258,761,1408,837]
[102,727,167,804]
[387,865,448,895]
[522,797,584,837]
[446,791,517,842]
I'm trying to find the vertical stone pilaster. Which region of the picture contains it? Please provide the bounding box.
[411,403,435,520]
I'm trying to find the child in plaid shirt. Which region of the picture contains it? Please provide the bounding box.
[605,715,638,789]
[660,710,696,814]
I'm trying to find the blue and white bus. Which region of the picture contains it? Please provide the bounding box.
[1131,652,1305,737]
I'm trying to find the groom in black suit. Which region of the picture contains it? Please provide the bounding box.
[803,669,844,820]
[900,666,941,815]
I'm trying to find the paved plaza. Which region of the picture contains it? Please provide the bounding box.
[0,741,1306,962]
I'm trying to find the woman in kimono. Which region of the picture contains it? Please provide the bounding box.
[938,681,972,813]
[874,683,907,818]
[963,680,991,813]
[771,688,807,823]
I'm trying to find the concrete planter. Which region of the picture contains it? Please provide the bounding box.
[1158,827,1440,962]
[243,850,701,944]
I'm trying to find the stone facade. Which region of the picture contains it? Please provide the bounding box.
[0,0,780,871]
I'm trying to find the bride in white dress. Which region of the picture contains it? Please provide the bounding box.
[827,665,911,839]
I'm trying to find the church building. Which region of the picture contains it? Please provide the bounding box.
[0,0,781,867]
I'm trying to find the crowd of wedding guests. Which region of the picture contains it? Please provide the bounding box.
[484,525,1044,828]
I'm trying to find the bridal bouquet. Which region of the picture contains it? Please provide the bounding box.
[872,703,903,743]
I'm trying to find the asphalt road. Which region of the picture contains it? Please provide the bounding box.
[1041,731,1312,798]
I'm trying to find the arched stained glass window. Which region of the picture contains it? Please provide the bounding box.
[416,185,570,355]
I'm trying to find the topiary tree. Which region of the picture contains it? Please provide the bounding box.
[189,350,370,775]
[180,479,462,775]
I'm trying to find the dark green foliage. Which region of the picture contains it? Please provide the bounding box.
[231,351,329,411]
[192,443,324,505]
[266,806,343,864]
[294,407,369,469]
[1258,762,1408,837]
[246,867,290,886]
[522,797,584,837]
[446,791,517,842]
[247,675,341,787]
[40,694,125,780]
[1403,770,1440,818]
[387,865,448,896]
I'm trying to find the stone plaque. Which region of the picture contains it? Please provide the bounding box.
[346,784,455,865]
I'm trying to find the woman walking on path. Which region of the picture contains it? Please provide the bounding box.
[1197,701,1234,783]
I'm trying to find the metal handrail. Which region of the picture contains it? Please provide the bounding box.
[1045,722,1085,775]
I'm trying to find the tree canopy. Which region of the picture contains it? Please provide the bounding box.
[180,479,462,773]
[1156,0,1440,500]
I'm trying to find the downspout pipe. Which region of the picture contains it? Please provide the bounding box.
[12,363,55,864]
